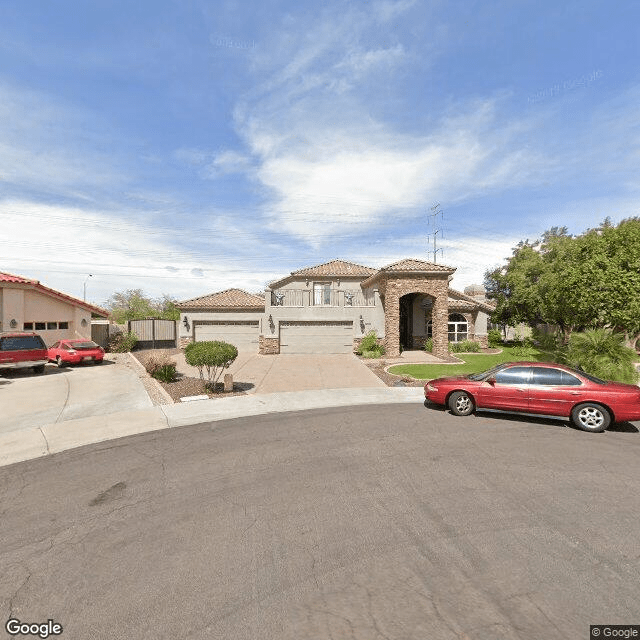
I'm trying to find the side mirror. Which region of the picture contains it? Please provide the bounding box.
[487,377,496,385]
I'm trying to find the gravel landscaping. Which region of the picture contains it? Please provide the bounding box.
[130,348,250,403]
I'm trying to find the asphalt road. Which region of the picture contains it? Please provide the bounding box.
[1,404,639,640]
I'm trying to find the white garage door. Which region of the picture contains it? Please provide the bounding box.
[194,322,259,351]
[280,322,353,354]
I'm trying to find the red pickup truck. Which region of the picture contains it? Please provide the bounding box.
[0,332,49,374]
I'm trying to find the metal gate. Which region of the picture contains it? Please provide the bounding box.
[128,318,177,349]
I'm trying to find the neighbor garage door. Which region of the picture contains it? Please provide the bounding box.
[194,322,259,351]
[280,321,353,354]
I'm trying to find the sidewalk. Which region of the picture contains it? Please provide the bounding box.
[0,386,422,468]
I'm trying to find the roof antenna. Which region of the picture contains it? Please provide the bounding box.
[427,203,444,262]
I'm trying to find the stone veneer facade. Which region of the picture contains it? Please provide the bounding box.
[378,275,451,359]
[259,336,280,354]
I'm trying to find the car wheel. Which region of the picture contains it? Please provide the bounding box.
[32,364,45,374]
[448,391,474,416]
[571,403,610,433]
[56,356,66,368]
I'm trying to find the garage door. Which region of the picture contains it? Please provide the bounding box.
[280,322,353,354]
[194,322,259,351]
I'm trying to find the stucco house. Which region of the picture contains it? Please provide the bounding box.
[0,271,109,344]
[178,259,495,359]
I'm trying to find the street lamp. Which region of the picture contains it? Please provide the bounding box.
[83,274,93,301]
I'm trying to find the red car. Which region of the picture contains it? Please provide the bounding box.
[0,332,49,374]
[424,361,640,433]
[48,339,105,367]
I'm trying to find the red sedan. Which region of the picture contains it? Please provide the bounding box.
[424,361,640,432]
[48,339,105,367]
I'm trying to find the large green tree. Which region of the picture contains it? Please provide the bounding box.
[485,218,640,346]
[104,289,180,324]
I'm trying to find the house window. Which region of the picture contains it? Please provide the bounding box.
[313,282,331,305]
[35,322,46,331]
[24,322,34,330]
[425,314,469,342]
[47,322,57,330]
[448,314,468,342]
[59,322,69,329]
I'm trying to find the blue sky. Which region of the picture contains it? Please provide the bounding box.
[1,0,638,306]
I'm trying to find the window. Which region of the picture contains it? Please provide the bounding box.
[494,366,531,385]
[59,322,69,329]
[313,282,332,305]
[532,367,582,386]
[35,322,46,331]
[0,335,46,351]
[47,322,57,330]
[531,367,564,386]
[23,322,33,330]
[448,314,468,342]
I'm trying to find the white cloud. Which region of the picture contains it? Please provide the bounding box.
[0,82,126,195]
[0,199,277,303]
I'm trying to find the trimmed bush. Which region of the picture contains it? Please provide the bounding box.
[424,337,433,353]
[108,331,138,353]
[356,331,385,358]
[448,340,481,353]
[185,340,238,391]
[487,329,502,348]
[144,355,177,383]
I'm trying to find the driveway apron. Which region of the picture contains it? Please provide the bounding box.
[0,362,151,435]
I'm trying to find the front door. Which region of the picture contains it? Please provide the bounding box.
[399,298,410,349]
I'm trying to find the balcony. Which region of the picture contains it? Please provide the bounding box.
[270,289,375,307]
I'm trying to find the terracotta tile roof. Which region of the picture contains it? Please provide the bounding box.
[360,258,456,288]
[448,287,495,312]
[269,259,376,288]
[177,288,265,309]
[378,258,456,273]
[0,271,109,316]
[0,272,38,284]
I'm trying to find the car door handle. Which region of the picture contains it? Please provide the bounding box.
[569,391,583,395]
[515,388,526,392]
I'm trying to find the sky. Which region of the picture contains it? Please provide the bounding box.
[1,0,638,308]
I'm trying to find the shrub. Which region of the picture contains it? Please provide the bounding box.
[566,329,639,384]
[448,340,481,353]
[184,341,238,391]
[424,337,433,353]
[108,331,138,353]
[487,329,502,348]
[144,355,177,383]
[356,331,385,357]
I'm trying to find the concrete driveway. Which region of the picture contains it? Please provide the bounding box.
[171,351,386,393]
[0,359,152,435]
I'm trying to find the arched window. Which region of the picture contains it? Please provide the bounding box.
[425,313,469,342]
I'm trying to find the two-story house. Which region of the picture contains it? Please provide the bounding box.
[177,258,495,359]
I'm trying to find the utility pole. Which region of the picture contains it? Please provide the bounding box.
[426,203,444,262]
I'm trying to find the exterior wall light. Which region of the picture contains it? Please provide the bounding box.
[183,316,190,331]
[268,314,275,334]
[10,319,18,328]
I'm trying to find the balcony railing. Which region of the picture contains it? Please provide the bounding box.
[270,289,376,307]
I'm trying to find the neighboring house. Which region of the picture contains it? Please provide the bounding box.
[0,271,109,345]
[177,258,495,359]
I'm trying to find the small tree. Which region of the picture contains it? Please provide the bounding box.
[184,341,238,391]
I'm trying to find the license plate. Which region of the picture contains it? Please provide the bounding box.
[83,356,93,361]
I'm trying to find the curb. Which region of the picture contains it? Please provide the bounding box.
[0,388,422,469]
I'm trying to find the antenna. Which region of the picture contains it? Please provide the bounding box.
[427,203,444,262]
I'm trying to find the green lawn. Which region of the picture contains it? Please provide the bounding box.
[387,346,553,380]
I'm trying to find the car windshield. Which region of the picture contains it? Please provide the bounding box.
[70,341,99,349]
[0,335,46,351]
[467,364,509,381]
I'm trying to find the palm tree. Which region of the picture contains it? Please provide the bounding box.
[566,328,639,384]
